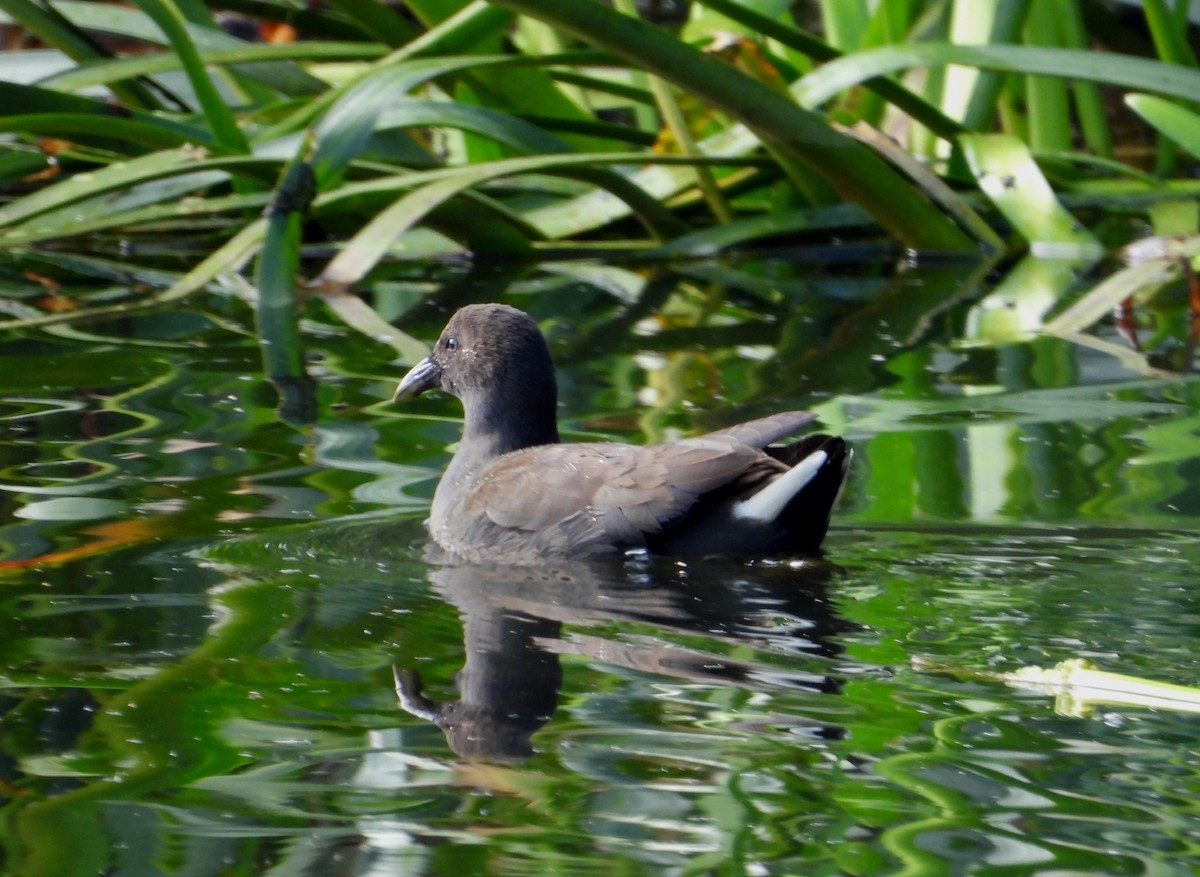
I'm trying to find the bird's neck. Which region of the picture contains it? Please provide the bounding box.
[461,390,559,460]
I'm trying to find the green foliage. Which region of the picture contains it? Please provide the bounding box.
[2,0,1200,337]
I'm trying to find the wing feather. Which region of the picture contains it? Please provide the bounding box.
[468,438,769,552]
[699,411,815,448]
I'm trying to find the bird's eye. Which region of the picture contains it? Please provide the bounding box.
[445,337,459,351]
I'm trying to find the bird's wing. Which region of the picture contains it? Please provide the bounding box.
[698,411,816,448]
[470,439,771,553]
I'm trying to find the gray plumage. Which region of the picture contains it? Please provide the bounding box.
[395,303,850,563]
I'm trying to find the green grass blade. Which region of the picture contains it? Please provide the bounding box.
[34,0,330,97]
[0,146,208,229]
[0,150,279,241]
[943,0,998,129]
[313,151,694,287]
[797,43,1200,108]
[1126,93,1200,159]
[255,141,313,381]
[41,42,382,95]
[959,0,1030,132]
[648,204,871,256]
[1143,0,1199,67]
[510,114,657,147]
[1043,259,1180,336]
[1023,1,1071,152]
[379,1,512,61]
[316,290,429,361]
[615,0,729,224]
[255,49,577,145]
[415,2,611,154]
[960,132,1102,255]
[131,0,250,153]
[325,0,418,45]
[304,63,687,241]
[316,178,512,285]
[309,72,404,189]
[517,126,782,239]
[697,0,964,138]
[544,69,653,107]
[486,0,976,250]
[1053,0,1113,157]
[379,100,573,153]
[0,0,104,63]
[0,113,205,152]
[0,189,268,247]
[819,0,869,50]
[0,0,162,108]
[304,58,583,184]
[1142,0,1197,174]
[849,121,1004,253]
[0,80,204,142]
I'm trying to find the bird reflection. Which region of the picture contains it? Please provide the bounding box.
[394,552,852,761]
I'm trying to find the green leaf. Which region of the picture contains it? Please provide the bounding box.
[796,42,1200,109]
[0,188,267,247]
[40,42,384,95]
[131,0,250,153]
[0,113,203,153]
[485,0,978,251]
[959,133,1102,255]
[1126,93,1200,160]
[1143,0,1199,68]
[0,146,209,229]
[314,152,665,286]
[695,0,963,138]
[0,80,210,147]
[1053,0,1112,158]
[818,0,869,50]
[1023,0,1072,153]
[28,0,331,97]
[255,140,313,380]
[325,0,418,46]
[0,0,163,108]
[648,204,871,257]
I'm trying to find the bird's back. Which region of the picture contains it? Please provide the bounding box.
[427,413,848,563]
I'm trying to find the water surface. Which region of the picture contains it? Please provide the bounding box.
[2,258,1199,875]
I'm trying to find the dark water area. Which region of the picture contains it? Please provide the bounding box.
[3,256,1200,875]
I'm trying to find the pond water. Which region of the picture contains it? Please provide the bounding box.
[2,256,1200,876]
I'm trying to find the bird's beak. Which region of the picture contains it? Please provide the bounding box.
[393,356,441,401]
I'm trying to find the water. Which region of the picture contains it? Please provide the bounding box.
[2,259,1200,875]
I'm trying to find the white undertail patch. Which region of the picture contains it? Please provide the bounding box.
[732,450,828,523]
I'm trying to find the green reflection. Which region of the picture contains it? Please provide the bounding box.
[1,256,1200,876]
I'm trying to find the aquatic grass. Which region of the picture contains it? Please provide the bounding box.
[1127,93,1200,160]
[1054,0,1112,159]
[0,0,165,109]
[132,0,250,154]
[256,137,312,383]
[485,0,977,251]
[794,42,1200,108]
[1,0,1200,350]
[959,133,1103,255]
[38,41,386,94]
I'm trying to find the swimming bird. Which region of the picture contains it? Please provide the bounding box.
[394,303,850,563]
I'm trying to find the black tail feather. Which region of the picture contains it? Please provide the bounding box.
[767,435,850,552]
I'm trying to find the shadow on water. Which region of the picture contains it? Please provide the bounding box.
[204,511,857,762]
[395,548,853,761]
